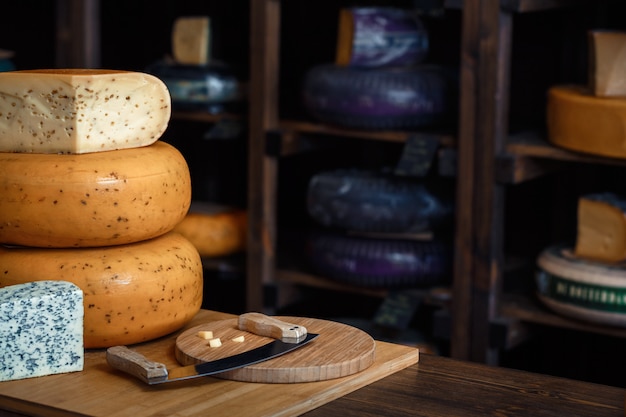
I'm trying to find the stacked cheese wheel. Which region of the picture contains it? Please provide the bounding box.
[0,69,203,348]
[547,31,626,158]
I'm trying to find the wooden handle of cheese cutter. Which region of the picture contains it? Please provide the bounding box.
[106,345,168,384]
[238,312,308,343]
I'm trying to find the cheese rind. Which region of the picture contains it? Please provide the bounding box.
[588,30,626,97]
[0,69,171,154]
[172,203,247,257]
[547,85,626,159]
[575,192,626,263]
[0,280,84,381]
[0,232,203,348]
[0,140,191,248]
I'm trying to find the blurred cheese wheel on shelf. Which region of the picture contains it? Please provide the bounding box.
[0,140,191,248]
[0,232,203,348]
[0,69,171,154]
[588,30,626,97]
[536,244,626,327]
[547,85,626,159]
[172,202,247,257]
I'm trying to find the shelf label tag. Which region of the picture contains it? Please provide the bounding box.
[394,134,439,177]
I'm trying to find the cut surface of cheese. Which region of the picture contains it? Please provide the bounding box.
[0,280,84,381]
[547,85,626,159]
[0,232,203,348]
[575,192,626,263]
[0,140,191,248]
[536,244,626,327]
[0,69,171,154]
[172,16,211,65]
[588,30,626,97]
[172,202,247,257]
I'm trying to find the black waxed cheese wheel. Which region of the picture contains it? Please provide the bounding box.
[302,64,457,130]
[307,168,453,234]
[305,231,452,288]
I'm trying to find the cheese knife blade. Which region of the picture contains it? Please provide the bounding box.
[106,312,318,385]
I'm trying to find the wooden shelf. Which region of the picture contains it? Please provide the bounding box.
[274,267,452,308]
[500,293,626,339]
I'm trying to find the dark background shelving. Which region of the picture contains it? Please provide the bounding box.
[3,0,626,389]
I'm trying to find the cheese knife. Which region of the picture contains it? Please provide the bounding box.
[106,312,318,385]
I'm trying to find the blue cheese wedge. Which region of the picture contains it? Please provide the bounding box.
[0,69,171,154]
[0,280,84,381]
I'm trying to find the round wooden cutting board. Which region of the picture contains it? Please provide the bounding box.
[175,316,376,383]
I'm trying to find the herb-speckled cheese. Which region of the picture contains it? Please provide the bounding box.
[0,232,203,348]
[0,280,84,381]
[0,140,191,248]
[0,69,171,154]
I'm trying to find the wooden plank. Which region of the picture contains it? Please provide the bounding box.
[0,310,419,417]
[247,0,281,312]
[304,353,624,417]
[55,0,100,68]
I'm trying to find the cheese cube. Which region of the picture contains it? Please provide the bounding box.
[588,30,626,97]
[0,280,84,381]
[575,192,626,263]
[197,330,214,340]
[0,69,171,154]
[208,338,222,348]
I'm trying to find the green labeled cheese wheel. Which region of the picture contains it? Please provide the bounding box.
[0,232,203,348]
[536,244,626,327]
[0,140,191,248]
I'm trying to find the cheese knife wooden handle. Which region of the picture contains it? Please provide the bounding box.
[238,312,308,343]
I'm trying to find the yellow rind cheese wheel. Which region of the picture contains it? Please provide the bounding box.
[0,232,203,348]
[172,204,247,257]
[0,140,191,248]
[547,85,626,159]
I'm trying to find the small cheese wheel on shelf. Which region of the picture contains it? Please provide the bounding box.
[547,85,626,159]
[172,202,247,257]
[588,30,626,97]
[536,244,626,327]
[575,192,626,263]
[0,140,191,248]
[0,69,171,154]
[0,232,203,348]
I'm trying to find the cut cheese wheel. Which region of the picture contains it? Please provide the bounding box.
[0,140,191,248]
[0,69,171,154]
[547,85,626,159]
[575,193,626,263]
[0,232,203,348]
[172,202,247,257]
[172,16,211,66]
[588,30,626,97]
[536,244,626,327]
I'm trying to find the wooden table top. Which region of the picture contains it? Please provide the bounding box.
[305,353,625,417]
[1,309,624,416]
